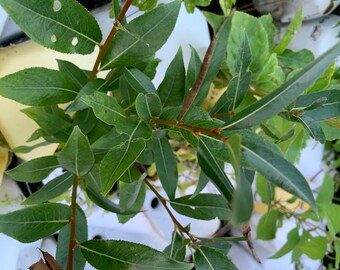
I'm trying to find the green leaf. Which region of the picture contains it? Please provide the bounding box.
[211,34,252,114]
[335,240,340,269]
[0,68,77,106]
[223,43,340,130]
[296,89,340,121]
[22,106,73,143]
[197,138,234,202]
[186,46,202,94]
[158,47,186,107]
[170,194,231,220]
[92,128,129,150]
[101,1,181,69]
[227,11,268,76]
[320,122,340,140]
[122,67,156,94]
[57,126,94,176]
[183,15,232,116]
[202,11,224,33]
[274,7,303,54]
[219,0,236,16]
[23,172,73,205]
[56,206,87,270]
[319,203,340,236]
[0,0,102,54]
[164,231,189,261]
[278,49,314,69]
[256,210,280,240]
[6,156,59,183]
[57,59,89,89]
[296,115,325,143]
[80,240,193,270]
[136,93,162,121]
[133,0,157,11]
[67,79,109,113]
[118,177,146,223]
[0,203,71,243]
[270,227,300,258]
[153,132,178,199]
[195,246,237,270]
[184,0,210,13]
[255,173,274,204]
[86,186,136,215]
[11,141,51,154]
[199,238,232,255]
[241,142,316,210]
[298,236,328,260]
[191,171,210,198]
[100,138,146,195]
[81,92,126,125]
[116,117,152,140]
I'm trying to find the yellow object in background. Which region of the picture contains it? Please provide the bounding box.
[0,40,98,161]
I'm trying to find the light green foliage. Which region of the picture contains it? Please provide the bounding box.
[80,240,193,270]
[0,0,102,54]
[0,0,340,268]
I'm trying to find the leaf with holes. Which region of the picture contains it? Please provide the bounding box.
[23,172,73,205]
[0,203,71,243]
[101,1,181,69]
[100,139,146,195]
[170,194,231,220]
[6,156,59,183]
[0,68,78,106]
[223,43,340,130]
[80,240,193,270]
[57,126,94,176]
[0,0,102,54]
[153,132,178,199]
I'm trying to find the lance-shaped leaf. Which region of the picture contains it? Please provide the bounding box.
[185,46,202,94]
[6,156,59,183]
[56,206,87,270]
[23,172,73,205]
[164,231,189,261]
[57,59,89,89]
[81,92,126,125]
[0,0,102,54]
[211,33,252,115]
[170,194,231,220]
[101,1,181,69]
[295,89,340,121]
[256,209,280,240]
[80,240,193,270]
[118,177,146,223]
[241,143,316,210]
[86,186,137,215]
[0,203,71,243]
[270,227,300,259]
[57,126,94,176]
[122,68,156,94]
[153,133,178,199]
[223,43,340,130]
[92,128,129,150]
[158,48,186,107]
[135,93,162,121]
[180,14,232,118]
[296,115,325,144]
[197,138,234,202]
[195,246,237,270]
[22,106,73,143]
[100,139,146,195]
[0,68,78,106]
